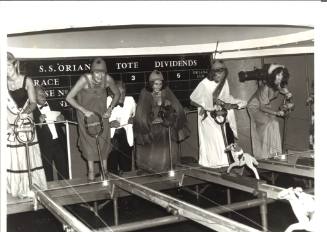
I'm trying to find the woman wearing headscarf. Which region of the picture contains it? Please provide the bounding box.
[134,70,190,173]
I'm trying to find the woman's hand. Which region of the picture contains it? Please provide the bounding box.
[103,108,112,119]
[152,117,163,124]
[56,114,65,122]
[237,100,247,109]
[213,104,223,111]
[19,113,29,119]
[128,117,134,124]
[285,92,292,99]
[276,110,285,117]
[110,120,120,128]
[84,110,94,118]
[164,99,171,106]
[39,114,46,123]
[7,127,15,142]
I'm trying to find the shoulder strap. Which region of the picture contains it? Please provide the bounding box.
[23,76,28,88]
[82,74,92,88]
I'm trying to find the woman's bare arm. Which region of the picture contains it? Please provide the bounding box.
[66,75,93,116]
[24,77,37,113]
[103,75,120,118]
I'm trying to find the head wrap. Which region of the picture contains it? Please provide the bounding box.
[211,60,227,70]
[91,58,107,72]
[149,70,164,82]
[268,64,285,75]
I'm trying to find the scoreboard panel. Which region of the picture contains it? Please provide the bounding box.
[20,54,211,120]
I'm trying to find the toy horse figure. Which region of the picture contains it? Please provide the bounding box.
[278,187,315,232]
[225,143,260,179]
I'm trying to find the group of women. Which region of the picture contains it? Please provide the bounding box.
[65,59,191,177]
[7,53,292,199]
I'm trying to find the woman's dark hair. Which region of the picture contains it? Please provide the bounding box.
[145,79,167,91]
[266,67,290,90]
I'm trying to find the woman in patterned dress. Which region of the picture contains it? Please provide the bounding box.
[7,52,47,198]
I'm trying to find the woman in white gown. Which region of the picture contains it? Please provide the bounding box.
[190,60,246,168]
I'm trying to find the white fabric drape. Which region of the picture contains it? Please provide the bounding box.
[107,96,136,147]
[190,78,245,168]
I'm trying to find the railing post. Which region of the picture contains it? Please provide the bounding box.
[259,191,268,232]
[65,120,72,179]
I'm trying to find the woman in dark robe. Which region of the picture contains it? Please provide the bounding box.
[134,70,190,173]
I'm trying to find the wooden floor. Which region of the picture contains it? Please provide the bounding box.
[258,150,314,178]
[7,152,314,215]
[7,168,205,215]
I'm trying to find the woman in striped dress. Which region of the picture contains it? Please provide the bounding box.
[7,52,47,198]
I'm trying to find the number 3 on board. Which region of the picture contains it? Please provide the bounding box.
[131,75,136,81]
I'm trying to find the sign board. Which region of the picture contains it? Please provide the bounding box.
[20,54,211,120]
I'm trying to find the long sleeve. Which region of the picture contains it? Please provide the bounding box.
[163,87,190,142]
[190,79,217,111]
[219,81,247,108]
[218,81,245,139]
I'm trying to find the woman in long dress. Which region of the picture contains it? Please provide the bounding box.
[66,57,120,181]
[7,52,47,198]
[247,64,292,160]
[190,60,246,168]
[134,70,190,173]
